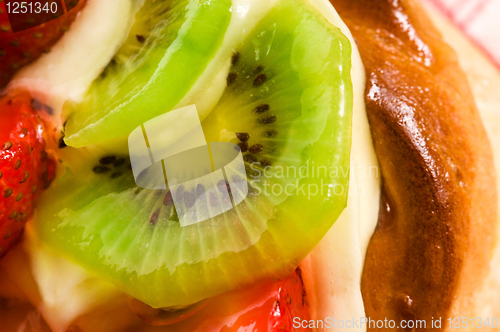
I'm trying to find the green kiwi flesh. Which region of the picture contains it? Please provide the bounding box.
[36,0,353,308]
[63,0,232,148]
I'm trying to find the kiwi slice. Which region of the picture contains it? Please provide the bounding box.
[63,0,232,148]
[37,0,353,308]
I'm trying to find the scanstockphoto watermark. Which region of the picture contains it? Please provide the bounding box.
[293,316,499,330]
[247,162,380,199]
[293,317,427,330]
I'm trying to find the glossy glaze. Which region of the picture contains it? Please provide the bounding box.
[330,0,498,329]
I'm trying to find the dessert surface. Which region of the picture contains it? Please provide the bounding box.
[331,0,498,328]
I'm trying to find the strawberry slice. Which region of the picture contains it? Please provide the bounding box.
[130,267,312,331]
[222,268,312,332]
[0,0,86,88]
[0,91,56,257]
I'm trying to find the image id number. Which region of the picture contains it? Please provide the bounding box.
[6,2,58,14]
[448,317,499,329]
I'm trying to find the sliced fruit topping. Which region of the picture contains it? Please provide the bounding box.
[36,0,352,308]
[63,0,232,148]
[129,268,311,331]
[220,268,311,332]
[0,92,56,257]
[0,0,86,88]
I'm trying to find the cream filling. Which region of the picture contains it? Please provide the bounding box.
[299,1,380,331]
[3,0,382,331]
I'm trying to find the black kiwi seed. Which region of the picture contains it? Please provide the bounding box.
[31,98,43,111]
[20,171,29,183]
[183,191,195,208]
[58,137,67,148]
[4,141,12,150]
[4,188,12,198]
[258,115,277,124]
[244,154,257,163]
[196,184,205,197]
[253,65,263,74]
[136,35,146,43]
[110,172,122,179]
[100,156,116,165]
[254,104,270,113]
[261,159,271,167]
[227,72,237,86]
[237,142,248,153]
[217,180,231,193]
[231,52,240,66]
[175,185,184,201]
[249,144,263,154]
[235,132,249,142]
[264,129,278,138]
[163,190,173,206]
[253,73,267,87]
[113,158,126,167]
[150,209,160,225]
[14,159,21,170]
[93,166,110,174]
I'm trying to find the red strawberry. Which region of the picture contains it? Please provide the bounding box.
[225,268,312,332]
[0,91,56,257]
[128,268,312,331]
[0,0,86,88]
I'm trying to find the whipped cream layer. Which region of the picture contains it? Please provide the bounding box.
[300,1,380,331]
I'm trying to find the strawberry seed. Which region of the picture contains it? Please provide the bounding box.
[20,172,29,183]
[3,188,12,198]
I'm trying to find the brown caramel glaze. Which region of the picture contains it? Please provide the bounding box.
[330,0,497,329]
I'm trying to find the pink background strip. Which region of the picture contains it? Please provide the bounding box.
[422,0,500,68]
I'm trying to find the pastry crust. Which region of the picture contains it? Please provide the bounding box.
[330,0,498,328]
